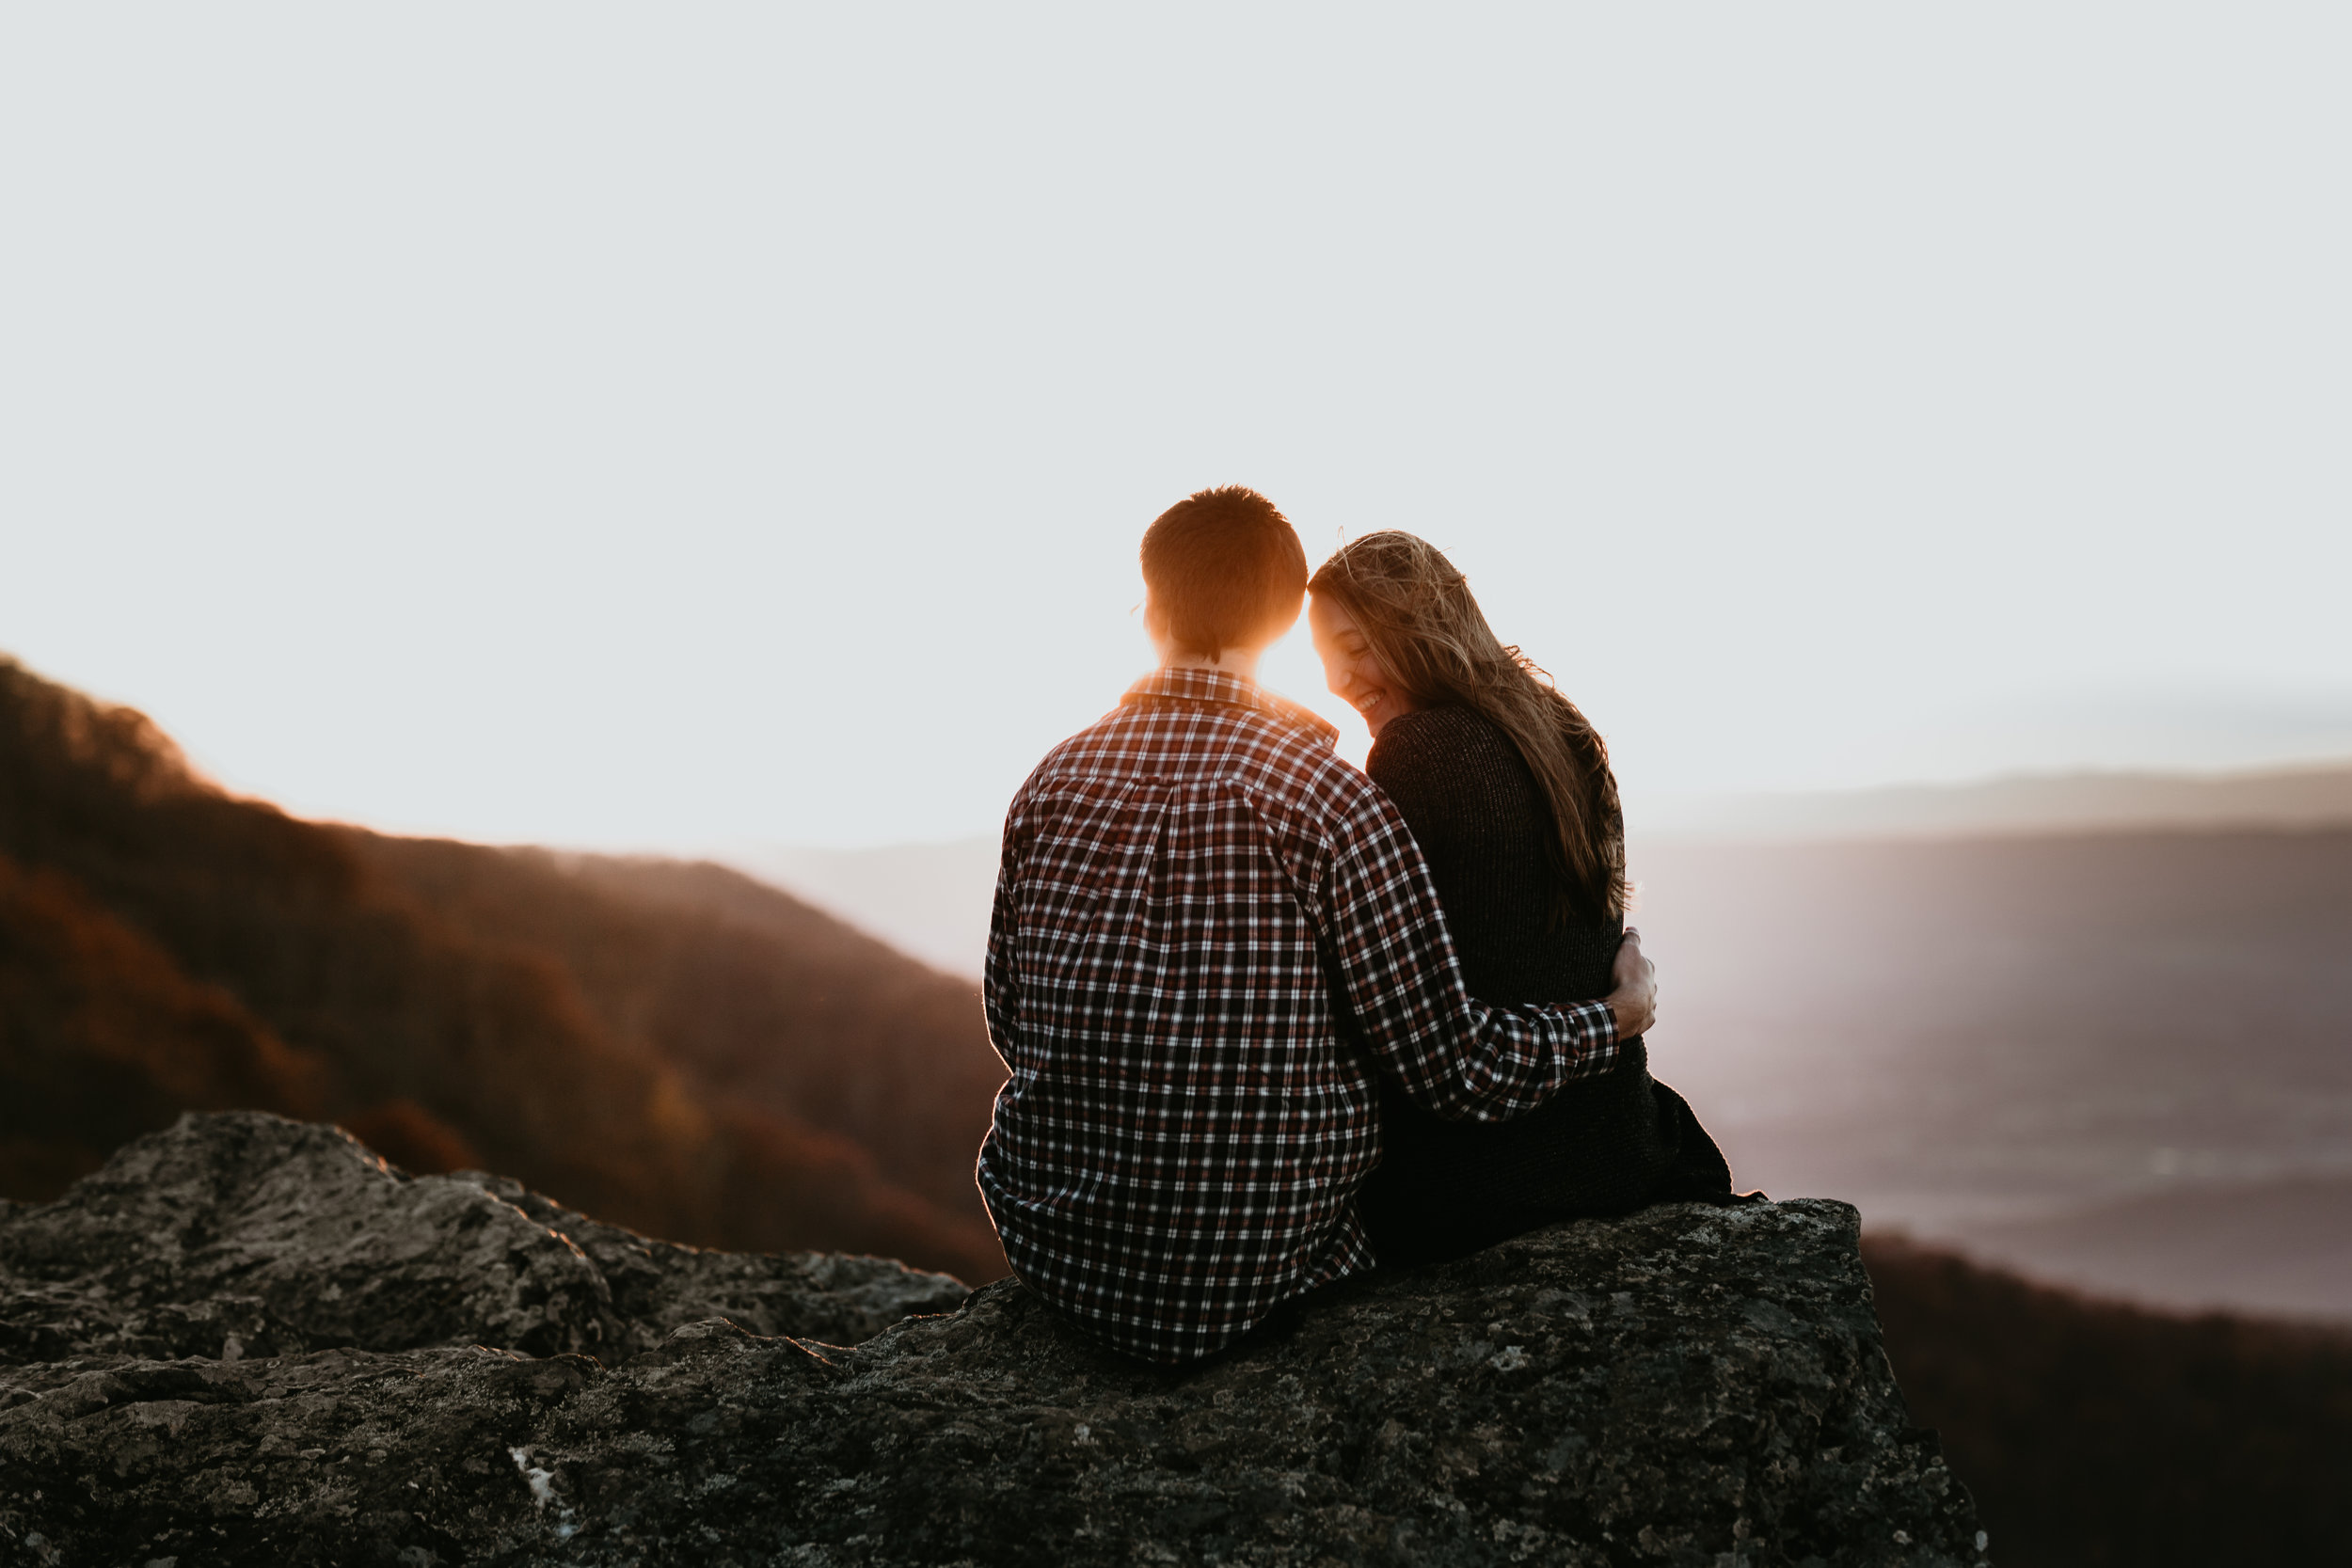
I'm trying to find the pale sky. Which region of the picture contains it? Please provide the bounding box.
[4,6,2346,850]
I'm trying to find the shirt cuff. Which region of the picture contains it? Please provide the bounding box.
[1565,998,1620,1075]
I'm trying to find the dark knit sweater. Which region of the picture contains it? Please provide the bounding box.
[1357,705,1734,1265]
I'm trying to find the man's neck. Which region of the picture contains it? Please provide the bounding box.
[1154,646,1264,684]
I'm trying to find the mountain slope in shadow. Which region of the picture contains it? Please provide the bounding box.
[0,655,1006,1280]
[1865,1234,2352,1568]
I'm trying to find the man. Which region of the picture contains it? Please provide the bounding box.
[977,486,1656,1364]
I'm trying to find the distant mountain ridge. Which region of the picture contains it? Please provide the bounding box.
[733,756,2352,982]
[1633,758,2352,844]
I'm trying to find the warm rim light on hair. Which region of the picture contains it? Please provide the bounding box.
[1310,531,1629,921]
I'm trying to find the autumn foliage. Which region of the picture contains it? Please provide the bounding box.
[0,655,1007,1280]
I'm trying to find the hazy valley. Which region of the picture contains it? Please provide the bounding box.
[742,765,2352,1324]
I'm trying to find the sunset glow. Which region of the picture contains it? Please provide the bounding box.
[1,8,2344,852]
[1257,621,1374,771]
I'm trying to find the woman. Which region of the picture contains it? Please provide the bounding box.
[1308,531,1745,1266]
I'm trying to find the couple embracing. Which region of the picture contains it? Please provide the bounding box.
[977,485,1742,1366]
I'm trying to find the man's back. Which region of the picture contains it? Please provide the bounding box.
[977,667,1616,1363]
[977,668,1381,1363]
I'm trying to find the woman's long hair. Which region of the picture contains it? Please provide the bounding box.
[1311,531,1628,923]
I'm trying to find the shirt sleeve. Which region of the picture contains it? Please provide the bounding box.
[1313,788,1618,1120]
[981,810,1024,1074]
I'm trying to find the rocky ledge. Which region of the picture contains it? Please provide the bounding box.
[0,1113,1986,1567]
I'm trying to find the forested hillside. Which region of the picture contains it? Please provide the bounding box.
[0,657,1007,1279]
[1865,1235,2352,1568]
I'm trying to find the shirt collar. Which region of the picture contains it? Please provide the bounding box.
[1121,666,1341,747]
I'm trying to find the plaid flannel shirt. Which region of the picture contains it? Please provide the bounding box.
[976,667,1620,1364]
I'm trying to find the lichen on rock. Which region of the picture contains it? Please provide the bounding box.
[0,1112,1987,1566]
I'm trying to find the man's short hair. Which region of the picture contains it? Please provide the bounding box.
[1140,486,1308,658]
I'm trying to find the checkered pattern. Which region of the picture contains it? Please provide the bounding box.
[977,667,1619,1364]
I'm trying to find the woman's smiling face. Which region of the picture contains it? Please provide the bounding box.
[1310,593,1417,737]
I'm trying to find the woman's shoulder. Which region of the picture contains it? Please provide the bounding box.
[1370,705,1522,776]
[1367,705,1541,817]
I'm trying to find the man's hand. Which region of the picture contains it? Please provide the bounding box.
[1607,927,1657,1038]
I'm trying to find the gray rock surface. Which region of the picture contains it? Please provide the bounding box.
[0,1114,1987,1566]
[0,1113,970,1366]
